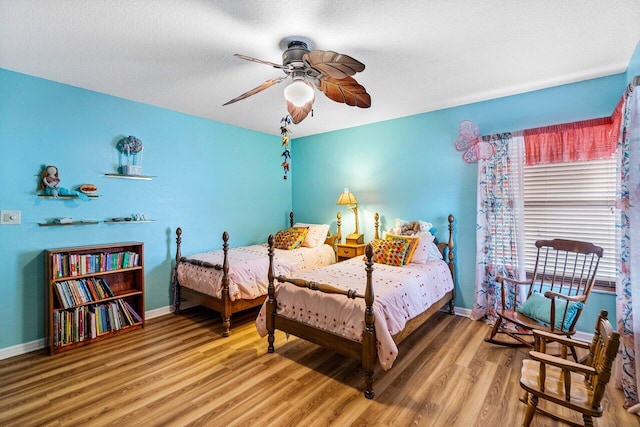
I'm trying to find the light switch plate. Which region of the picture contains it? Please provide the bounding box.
[1,210,21,225]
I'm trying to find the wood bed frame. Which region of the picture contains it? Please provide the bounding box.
[172,212,341,337]
[265,213,456,398]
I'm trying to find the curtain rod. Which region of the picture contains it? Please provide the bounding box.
[480,75,640,140]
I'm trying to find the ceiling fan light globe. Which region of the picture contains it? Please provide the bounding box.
[284,80,314,107]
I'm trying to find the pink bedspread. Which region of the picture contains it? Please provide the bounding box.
[255,257,454,370]
[176,244,336,301]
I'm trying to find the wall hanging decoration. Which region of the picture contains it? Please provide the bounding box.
[454,120,494,163]
[117,135,144,175]
[280,115,292,179]
[39,165,89,200]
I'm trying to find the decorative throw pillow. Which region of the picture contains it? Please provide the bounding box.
[385,233,419,265]
[516,291,584,332]
[370,239,409,267]
[273,227,309,250]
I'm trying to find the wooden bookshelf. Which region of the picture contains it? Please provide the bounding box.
[45,242,145,355]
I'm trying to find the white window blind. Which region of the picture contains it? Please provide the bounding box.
[523,158,618,287]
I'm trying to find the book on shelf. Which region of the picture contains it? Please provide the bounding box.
[52,250,141,279]
[53,297,142,348]
[123,300,143,323]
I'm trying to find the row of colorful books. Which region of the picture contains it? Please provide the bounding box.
[53,299,143,347]
[52,251,140,278]
[54,277,118,308]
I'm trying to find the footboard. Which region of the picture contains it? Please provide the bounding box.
[172,228,233,335]
[266,238,377,398]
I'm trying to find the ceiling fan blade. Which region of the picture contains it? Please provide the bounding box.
[317,76,371,108]
[222,76,287,106]
[303,50,365,79]
[233,53,287,70]
[286,98,314,124]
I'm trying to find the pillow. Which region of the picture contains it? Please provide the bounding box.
[516,291,584,332]
[273,227,308,250]
[385,233,419,265]
[409,232,442,264]
[293,223,330,248]
[370,239,409,267]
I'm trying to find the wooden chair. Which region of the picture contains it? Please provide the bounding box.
[520,309,620,427]
[485,239,603,359]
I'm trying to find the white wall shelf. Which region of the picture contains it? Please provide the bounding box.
[104,173,154,180]
[39,220,99,227]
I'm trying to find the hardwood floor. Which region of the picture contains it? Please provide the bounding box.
[0,307,637,426]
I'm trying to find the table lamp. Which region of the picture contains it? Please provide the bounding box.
[336,188,364,244]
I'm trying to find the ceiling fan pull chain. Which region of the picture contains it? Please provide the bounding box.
[280,115,292,180]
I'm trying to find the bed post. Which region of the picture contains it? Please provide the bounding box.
[447,214,455,315]
[362,243,376,399]
[289,211,294,228]
[266,234,276,353]
[220,231,231,337]
[173,227,182,314]
[374,212,379,240]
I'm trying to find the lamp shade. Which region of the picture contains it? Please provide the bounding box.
[284,80,314,107]
[336,188,358,206]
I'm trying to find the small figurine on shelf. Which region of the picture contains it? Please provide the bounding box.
[40,165,89,200]
[117,135,144,175]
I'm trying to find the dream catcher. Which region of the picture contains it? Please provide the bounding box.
[454,120,494,163]
[280,115,292,179]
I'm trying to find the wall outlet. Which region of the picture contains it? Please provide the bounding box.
[1,210,21,225]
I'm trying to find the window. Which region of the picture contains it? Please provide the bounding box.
[523,157,618,289]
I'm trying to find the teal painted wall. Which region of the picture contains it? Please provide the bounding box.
[0,69,291,350]
[292,73,627,334]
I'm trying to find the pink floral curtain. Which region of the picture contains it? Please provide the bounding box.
[614,83,640,411]
[524,117,618,165]
[471,134,526,324]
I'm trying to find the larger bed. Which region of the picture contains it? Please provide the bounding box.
[172,212,340,336]
[256,213,455,398]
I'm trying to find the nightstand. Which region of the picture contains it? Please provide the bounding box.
[336,242,366,262]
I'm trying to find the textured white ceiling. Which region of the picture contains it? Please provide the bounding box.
[1,0,639,137]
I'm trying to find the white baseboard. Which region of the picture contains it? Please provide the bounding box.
[0,339,45,360]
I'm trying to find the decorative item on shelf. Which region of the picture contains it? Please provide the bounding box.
[454,120,495,163]
[116,135,144,175]
[280,115,292,180]
[79,184,98,195]
[54,217,73,224]
[39,165,89,200]
[336,188,364,244]
[107,213,150,223]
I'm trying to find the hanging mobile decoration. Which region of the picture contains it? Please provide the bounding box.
[280,115,292,179]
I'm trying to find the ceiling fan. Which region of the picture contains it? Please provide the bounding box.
[223,36,371,124]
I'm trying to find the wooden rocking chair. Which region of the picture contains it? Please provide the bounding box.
[520,309,620,427]
[485,239,603,359]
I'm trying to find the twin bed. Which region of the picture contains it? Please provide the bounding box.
[173,212,456,398]
[172,212,340,336]
[257,214,456,398]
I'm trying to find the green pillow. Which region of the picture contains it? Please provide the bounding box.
[516,291,584,332]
